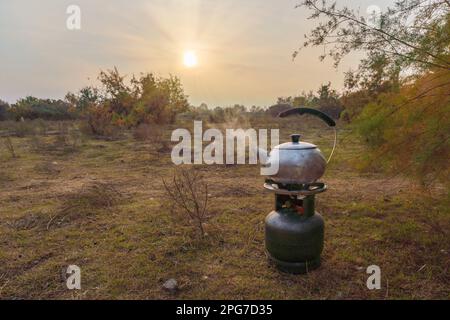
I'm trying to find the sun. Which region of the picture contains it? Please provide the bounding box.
[183,50,198,68]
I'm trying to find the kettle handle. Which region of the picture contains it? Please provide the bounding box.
[278,107,336,127]
[278,107,337,163]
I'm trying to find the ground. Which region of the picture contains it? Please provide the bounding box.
[0,119,448,299]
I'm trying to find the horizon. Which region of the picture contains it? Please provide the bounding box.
[0,0,392,106]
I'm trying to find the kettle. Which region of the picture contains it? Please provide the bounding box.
[261,107,337,185]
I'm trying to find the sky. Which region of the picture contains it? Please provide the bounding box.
[0,0,393,107]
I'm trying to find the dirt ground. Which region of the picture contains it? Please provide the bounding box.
[0,120,448,299]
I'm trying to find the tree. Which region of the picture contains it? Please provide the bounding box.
[82,68,190,131]
[275,84,342,119]
[297,0,450,186]
[295,0,450,74]
[313,83,343,119]
[277,91,315,108]
[356,68,450,186]
[65,86,100,111]
[130,73,189,125]
[99,67,136,121]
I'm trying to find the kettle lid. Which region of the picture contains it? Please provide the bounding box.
[275,134,317,150]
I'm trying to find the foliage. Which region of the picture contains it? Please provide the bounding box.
[267,103,293,117]
[277,92,315,107]
[339,89,372,122]
[275,83,343,118]
[84,104,120,138]
[356,69,450,186]
[130,73,190,125]
[67,68,190,136]
[9,97,75,121]
[0,99,10,121]
[95,68,190,126]
[299,0,450,185]
[296,0,450,74]
[65,86,100,112]
[314,83,343,118]
[297,0,450,118]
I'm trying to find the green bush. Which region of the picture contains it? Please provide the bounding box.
[10,97,75,121]
[0,99,10,121]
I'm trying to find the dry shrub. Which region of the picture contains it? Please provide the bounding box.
[64,181,122,208]
[3,137,17,158]
[82,108,121,140]
[162,167,209,238]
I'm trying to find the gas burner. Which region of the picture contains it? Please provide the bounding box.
[264,179,327,196]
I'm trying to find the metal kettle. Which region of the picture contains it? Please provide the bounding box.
[261,107,337,185]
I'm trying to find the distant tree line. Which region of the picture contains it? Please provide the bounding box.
[272,82,343,119]
[0,97,74,121]
[0,71,347,129]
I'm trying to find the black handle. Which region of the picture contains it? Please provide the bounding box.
[278,107,336,127]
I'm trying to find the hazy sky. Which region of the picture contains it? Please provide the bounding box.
[0,0,393,107]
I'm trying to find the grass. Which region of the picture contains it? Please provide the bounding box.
[0,119,448,299]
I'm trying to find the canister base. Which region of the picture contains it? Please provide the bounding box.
[268,254,321,274]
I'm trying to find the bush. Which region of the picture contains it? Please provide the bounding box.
[65,86,100,112]
[355,68,450,188]
[10,97,75,121]
[340,90,372,122]
[83,105,121,139]
[67,68,190,137]
[128,73,190,125]
[0,100,10,121]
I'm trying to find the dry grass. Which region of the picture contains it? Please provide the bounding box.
[46,181,123,230]
[0,119,448,300]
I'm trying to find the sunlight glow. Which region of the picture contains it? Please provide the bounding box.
[183,50,198,68]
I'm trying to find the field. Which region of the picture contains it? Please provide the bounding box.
[0,119,448,300]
